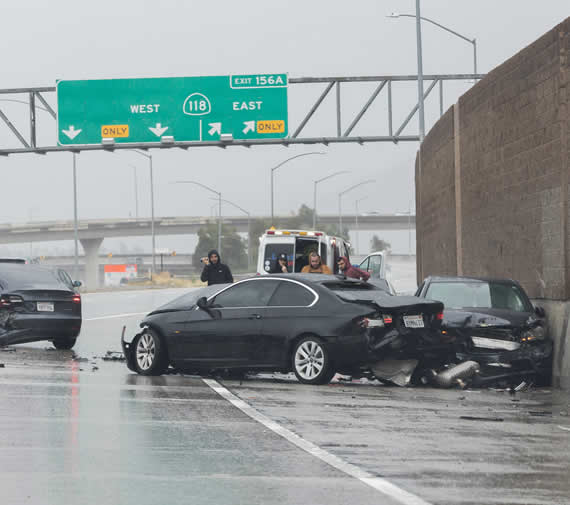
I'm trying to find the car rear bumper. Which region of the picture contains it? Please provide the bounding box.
[8,313,82,338]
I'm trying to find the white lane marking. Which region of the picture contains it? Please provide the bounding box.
[559,425,570,432]
[84,312,148,321]
[203,378,433,505]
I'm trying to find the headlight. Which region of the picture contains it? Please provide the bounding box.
[471,336,520,351]
[522,326,546,342]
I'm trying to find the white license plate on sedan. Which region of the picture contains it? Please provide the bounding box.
[37,302,54,312]
[403,315,424,328]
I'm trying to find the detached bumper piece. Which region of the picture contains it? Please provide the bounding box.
[121,326,139,373]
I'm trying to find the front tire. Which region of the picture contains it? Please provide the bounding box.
[53,337,77,350]
[133,329,169,376]
[292,336,335,385]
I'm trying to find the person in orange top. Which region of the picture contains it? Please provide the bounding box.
[301,252,332,274]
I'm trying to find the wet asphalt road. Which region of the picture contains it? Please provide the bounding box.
[0,288,569,505]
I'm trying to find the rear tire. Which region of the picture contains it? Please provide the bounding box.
[53,337,77,350]
[132,329,169,376]
[292,336,335,385]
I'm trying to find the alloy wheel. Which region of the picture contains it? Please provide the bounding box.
[294,340,325,380]
[136,332,156,371]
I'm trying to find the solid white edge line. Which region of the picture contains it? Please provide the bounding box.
[84,312,148,321]
[202,378,433,505]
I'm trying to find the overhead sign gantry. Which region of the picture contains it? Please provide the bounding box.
[57,73,288,145]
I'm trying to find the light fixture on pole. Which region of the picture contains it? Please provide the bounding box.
[210,197,251,270]
[128,150,156,278]
[270,152,326,223]
[175,180,222,253]
[313,170,349,229]
[387,12,478,77]
[354,196,368,255]
[338,180,375,237]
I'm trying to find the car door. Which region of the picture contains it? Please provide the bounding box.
[256,279,319,367]
[176,279,280,367]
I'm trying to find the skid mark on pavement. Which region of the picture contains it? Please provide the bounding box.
[203,378,433,505]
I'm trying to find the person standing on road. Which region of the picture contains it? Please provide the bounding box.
[270,253,290,273]
[301,252,332,274]
[200,249,233,286]
[337,256,370,281]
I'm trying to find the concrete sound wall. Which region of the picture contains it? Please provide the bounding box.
[416,17,570,386]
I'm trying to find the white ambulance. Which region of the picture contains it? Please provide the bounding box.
[257,228,351,275]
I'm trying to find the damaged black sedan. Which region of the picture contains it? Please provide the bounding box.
[122,274,444,384]
[0,263,82,349]
[416,276,552,387]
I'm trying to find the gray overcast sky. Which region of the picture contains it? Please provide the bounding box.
[1,1,568,255]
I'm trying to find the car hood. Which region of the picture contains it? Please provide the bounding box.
[442,308,535,329]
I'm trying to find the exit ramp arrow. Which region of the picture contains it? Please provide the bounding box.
[62,126,82,140]
[208,122,222,136]
[149,123,169,137]
[243,121,255,134]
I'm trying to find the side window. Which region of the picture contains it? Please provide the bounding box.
[213,280,279,308]
[268,281,316,307]
[369,255,382,276]
[359,257,370,271]
[57,269,73,289]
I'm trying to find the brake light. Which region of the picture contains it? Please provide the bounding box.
[315,232,323,236]
[72,295,81,304]
[382,314,393,324]
[266,230,275,235]
[436,311,444,320]
[0,295,24,307]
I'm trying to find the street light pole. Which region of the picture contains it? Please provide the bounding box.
[313,170,349,229]
[415,0,425,142]
[175,180,222,253]
[338,180,375,237]
[128,150,156,278]
[270,152,326,223]
[355,196,368,255]
[72,153,79,279]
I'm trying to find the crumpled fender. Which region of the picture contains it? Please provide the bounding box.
[121,327,144,372]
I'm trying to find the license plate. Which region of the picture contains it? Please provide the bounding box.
[403,315,424,328]
[37,302,54,312]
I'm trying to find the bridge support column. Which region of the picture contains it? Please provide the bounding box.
[80,238,103,290]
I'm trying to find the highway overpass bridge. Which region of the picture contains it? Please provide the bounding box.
[0,214,414,288]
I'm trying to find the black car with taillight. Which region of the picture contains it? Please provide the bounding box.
[0,263,82,349]
[121,273,444,384]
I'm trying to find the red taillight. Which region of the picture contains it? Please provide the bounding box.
[0,295,24,307]
[383,314,393,324]
[436,311,444,320]
[72,295,81,304]
[266,230,275,235]
[315,232,323,236]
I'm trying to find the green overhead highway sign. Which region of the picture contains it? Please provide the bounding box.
[57,74,288,145]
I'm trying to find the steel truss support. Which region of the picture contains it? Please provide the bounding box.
[0,74,484,155]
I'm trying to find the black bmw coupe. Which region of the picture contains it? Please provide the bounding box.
[122,274,444,384]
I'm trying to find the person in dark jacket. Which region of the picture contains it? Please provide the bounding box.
[270,253,290,273]
[337,256,370,281]
[200,249,233,286]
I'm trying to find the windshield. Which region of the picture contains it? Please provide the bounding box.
[426,281,532,312]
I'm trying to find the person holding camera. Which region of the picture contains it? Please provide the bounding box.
[200,249,233,286]
[270,253,290,273]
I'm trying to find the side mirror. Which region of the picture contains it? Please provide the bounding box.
[72,280,82,288]
[534,306,546,318]
[196,297,209,310]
